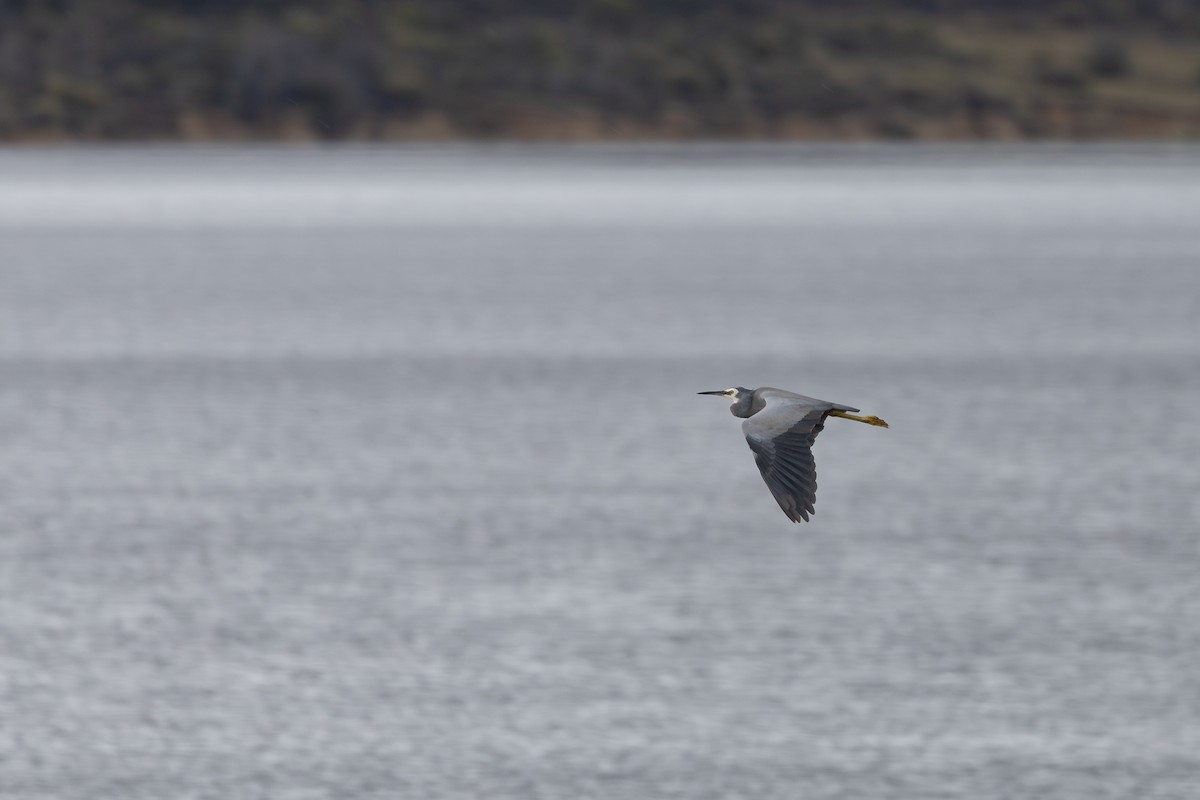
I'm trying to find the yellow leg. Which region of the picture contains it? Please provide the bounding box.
[828,410,889,428]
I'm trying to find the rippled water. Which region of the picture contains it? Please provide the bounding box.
[2,145,1198,799]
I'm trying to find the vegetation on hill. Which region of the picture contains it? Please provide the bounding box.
[2,0,1199,141]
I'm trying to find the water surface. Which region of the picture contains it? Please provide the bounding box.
[1,144,1198,799]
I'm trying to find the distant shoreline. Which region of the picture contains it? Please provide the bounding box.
[4,1,1198,144]
[6,103,1198,145]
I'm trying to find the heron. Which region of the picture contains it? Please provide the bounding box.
[699,387,887,523]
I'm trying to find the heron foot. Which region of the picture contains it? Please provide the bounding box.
[829,410,889,428]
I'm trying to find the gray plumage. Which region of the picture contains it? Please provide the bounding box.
[699,386,887,523]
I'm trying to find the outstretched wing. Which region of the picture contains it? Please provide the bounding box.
[742,401,830,523]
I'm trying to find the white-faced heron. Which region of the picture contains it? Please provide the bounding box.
[699,386,888,523]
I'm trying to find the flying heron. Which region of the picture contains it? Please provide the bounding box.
[699,387,888,523]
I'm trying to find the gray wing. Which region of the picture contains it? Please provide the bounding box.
[753,387,858,413]
[742,401,830,523]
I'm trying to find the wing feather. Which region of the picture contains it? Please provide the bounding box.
[743,401,830,523]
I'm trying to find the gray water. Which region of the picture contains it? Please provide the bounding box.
[1,144,1198,799]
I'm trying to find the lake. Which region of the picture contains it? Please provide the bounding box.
[1,144,1198,799]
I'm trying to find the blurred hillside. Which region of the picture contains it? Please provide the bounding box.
[2,0,1199,141]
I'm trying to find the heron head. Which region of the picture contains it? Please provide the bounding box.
[698,387,755,416]
[698,387,745,400]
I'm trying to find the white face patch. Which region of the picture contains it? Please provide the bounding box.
[725,388,738,398]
